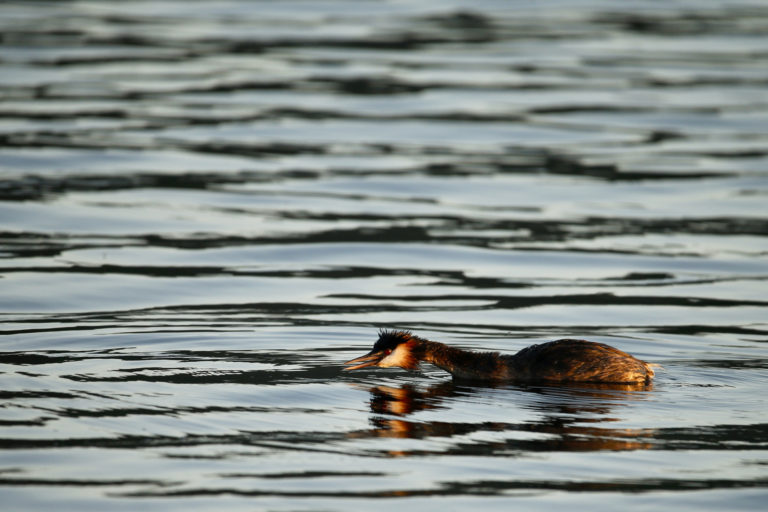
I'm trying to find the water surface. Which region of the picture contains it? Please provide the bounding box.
[1,1,767,510]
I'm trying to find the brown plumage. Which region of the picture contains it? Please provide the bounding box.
[344,330,655,384]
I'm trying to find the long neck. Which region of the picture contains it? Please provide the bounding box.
[419,340,510,381]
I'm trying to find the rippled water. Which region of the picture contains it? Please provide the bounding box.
[1,1,768,510]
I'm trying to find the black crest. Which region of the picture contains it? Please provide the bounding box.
[374,329,413,351]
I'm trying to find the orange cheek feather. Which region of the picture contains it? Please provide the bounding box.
[379,341,419,370]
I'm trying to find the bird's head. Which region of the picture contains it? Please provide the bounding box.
[343,330,423,372]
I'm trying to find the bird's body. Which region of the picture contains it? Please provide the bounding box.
[345,330,655,384]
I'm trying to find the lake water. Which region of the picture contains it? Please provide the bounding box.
[1,1,767,510]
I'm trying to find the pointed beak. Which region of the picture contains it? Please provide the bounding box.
[343,350,386,371]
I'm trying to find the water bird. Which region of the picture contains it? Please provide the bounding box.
[344,330,655,384]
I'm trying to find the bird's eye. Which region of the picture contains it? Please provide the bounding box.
[385,349,392,355]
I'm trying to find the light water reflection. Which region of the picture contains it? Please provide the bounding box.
[357,381,657,454]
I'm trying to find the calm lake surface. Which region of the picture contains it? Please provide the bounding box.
[1,1,767,510]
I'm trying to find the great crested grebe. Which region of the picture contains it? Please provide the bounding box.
[344,330,655,384]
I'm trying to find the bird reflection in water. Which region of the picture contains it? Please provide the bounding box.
[353,380,656,453]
